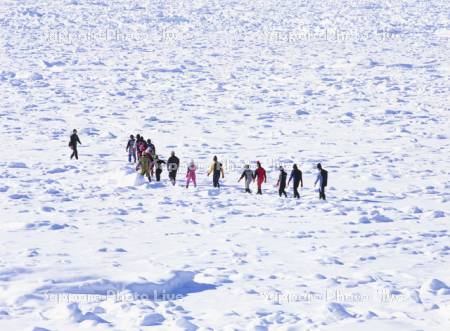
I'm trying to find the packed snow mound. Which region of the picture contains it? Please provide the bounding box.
[36,271,216,299]
[421,278,449,295]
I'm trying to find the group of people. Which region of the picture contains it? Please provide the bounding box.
[126,134,182,186]
[125,133,328,200]
[68,130,328,200]
[238,162,327,199]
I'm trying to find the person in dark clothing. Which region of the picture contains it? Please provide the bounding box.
[277,166,288,197]
[146,139,156,155]
[126,135,136,163]
[314,163,328,200]
[69,129,81,160]
[288,164,303,199]
[167,151,180,185]
[136,135,142,158]
[136,135,147,158]
[154,155,166,181]
[207,155,224,188]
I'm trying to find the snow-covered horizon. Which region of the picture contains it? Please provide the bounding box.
[1,0,449,330]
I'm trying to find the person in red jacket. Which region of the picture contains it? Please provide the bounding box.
[253,161,267,194]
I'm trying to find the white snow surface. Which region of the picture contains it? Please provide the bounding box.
[1,0,450,330]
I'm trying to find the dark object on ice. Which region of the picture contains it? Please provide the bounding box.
[69,129,81,160]
[167,151,180,185]
[154,155,166,181]
[146,139,156,155]
[315,163,328,200]
[126,135,136,163]
[277,166,287,197]
[288,164,303,199]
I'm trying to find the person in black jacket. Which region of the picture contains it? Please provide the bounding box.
[167,151,180,185]
[277,166,288,197]
[126,135,136,163]
[288,164,303,199]
[154,155,166,181]
[314,163,328,200]
[146,139,156,155]
[69,129,81,160]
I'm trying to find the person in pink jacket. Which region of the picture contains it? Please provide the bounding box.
[186,160,197,188]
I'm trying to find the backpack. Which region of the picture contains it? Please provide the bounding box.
[321,169,328,186]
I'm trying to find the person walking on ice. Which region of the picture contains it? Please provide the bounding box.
[314,163,328,200]
[238,164,253,193]
[145,147,155,178]
[126,134,136,163]
[69,129,81,160]
[207,155,224,188]
[288,164,303,199]
[277,166,288,197]
[137,151,151,182]
[154,155,165,182]
[167,151,180,186]
[146,139,156,155]
[186,160,197,188]
[253,161,266,194]
[136,135,147,159]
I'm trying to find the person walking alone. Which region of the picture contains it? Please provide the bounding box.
[288,164,303,199]
[69,129,82,160]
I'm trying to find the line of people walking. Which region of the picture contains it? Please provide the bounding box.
[239,162,325,199]
[125,133,328,200]
[68,130,328,200]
